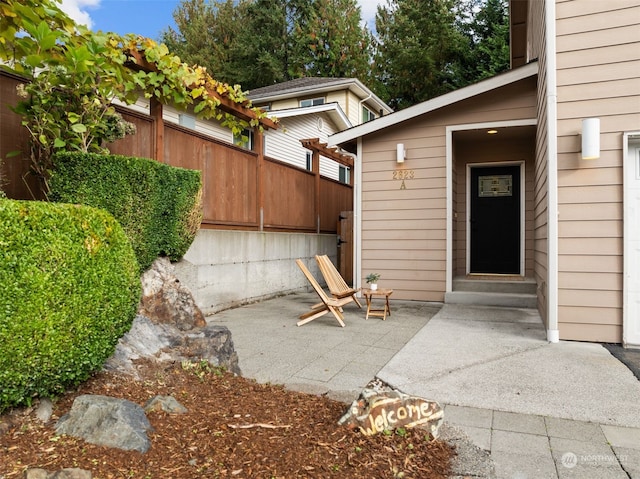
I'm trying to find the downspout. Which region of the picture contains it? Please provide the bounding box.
[355,137,363,291]
[359,92,373,123]
[545,0,560,343]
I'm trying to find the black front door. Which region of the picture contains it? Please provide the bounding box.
[470,165,521,274]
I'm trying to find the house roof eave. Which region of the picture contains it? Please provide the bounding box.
[329,62,539,147]
[268,102,352,130]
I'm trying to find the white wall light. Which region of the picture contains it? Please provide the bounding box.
[581,118,600,160]
[396,143,406,163]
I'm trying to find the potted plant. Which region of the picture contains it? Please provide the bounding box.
[365,273,381,291]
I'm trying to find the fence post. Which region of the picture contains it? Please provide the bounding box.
[254,127,265,231]
[313,150,320,234]
[150,98,164,163]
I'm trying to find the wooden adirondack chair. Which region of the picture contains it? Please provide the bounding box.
[295,259,352,327]
[315,255,362,308]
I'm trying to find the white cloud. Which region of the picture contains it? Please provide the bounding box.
[357,0,385,29]
[59,0,101,29]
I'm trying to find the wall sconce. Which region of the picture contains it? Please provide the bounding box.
[581,118,600,160]
[396,143,406,163]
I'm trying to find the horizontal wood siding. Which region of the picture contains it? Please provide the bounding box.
[264,112,342,181]
[361,77,537,301]
[554,0,640,342]
[163,104,231,143]
[270,98,299,110]
[326,90,349,121]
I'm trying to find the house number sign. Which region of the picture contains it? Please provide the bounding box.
[393,169,415,190]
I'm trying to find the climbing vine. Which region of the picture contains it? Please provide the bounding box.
[1,0,271,195]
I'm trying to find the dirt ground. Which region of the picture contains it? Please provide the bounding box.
[0,360,454,478]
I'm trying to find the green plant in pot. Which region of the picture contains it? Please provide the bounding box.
[365,273,381,290]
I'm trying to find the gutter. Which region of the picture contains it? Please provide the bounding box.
[358,91,373,123]
[545,0,560,343]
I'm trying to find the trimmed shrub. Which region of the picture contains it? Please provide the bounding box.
[49,152,203,271]
[0,199,141,410]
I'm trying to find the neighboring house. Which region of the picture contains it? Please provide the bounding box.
[330,0,640,346]
[249,77,392,125]
[263,102,353,181]
[249,77,393,182]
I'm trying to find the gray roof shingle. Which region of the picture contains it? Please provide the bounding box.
[249,77,356,99]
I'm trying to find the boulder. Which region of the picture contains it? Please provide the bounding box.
[144,395,188,414]
[138,257,205,331]
[339,381,444,439]
[104,315,241,377]
[182,325,240,373]
[106,257,241,377]
[55,395,153,453]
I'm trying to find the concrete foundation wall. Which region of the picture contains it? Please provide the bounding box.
[174,229,337,315]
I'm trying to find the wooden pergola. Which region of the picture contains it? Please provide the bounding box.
[126,49,278,163]
[300,138,354,171]
[301,138,354,233]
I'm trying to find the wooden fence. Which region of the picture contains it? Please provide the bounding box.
[0,71,352,234]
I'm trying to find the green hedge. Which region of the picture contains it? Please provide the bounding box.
[0,199,141,410]
[50,152,203,271]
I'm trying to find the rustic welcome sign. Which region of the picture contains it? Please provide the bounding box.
[339,388,444,438]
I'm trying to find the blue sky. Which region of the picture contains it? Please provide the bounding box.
[61,0,382,41]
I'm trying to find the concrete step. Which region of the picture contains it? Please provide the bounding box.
[452,277,537,295]
[444,291,538,309]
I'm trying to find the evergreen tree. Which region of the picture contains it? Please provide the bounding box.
[161,0,243,84]
[159,0,509,100]
[304,0,372,79]
[371,0,467,110]
[459,0,510,83]
[232,0,313,89]
[161,0,370,90]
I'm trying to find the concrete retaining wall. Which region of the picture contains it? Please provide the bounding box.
[174,229,336,315]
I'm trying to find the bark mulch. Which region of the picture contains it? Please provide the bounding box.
[0,360,455,478]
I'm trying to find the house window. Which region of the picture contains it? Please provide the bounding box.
[178,113,196,129]
[362,105,376,123]
[233,129,254,150]
[306,151,313,170]
[300,97,325,107]
[256,103,270,111]
[339,165,350,184]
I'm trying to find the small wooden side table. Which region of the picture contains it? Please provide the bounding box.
[362,288,393,320]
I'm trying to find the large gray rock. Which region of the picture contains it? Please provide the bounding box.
[106,257,241,377]
[104,316,240,376]
[55,395,153,453]
[183,325,240,374]
[138,257,205,331]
